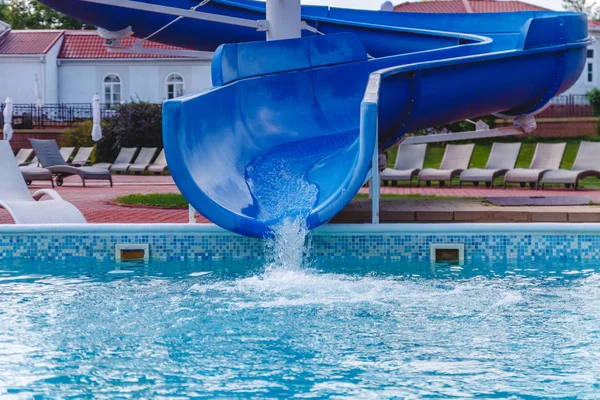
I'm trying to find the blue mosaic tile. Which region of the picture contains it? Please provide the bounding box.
[1,230,600,263]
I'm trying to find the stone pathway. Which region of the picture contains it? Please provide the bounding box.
[0,174,205,224]
[333,199,600,223]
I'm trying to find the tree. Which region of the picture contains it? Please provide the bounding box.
[1,0,89,29]
[563,0,599,20]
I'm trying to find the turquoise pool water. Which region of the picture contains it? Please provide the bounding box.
[1,258,600,398]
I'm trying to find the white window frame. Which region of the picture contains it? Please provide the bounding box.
[103,73,122,105]
[165,73,185,100]
[586,49,594,85]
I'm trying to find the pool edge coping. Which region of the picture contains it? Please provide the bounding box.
[2,222,600,236]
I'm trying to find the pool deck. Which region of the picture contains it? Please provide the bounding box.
[332,199,600,223]
[4,175,600,224]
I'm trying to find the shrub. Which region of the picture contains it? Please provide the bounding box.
[96,102,163,162]
[61,120,95,147]
[586,87,600,116]
[61,120,97,164]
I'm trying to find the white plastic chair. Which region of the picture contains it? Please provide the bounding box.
[0,141,86,224]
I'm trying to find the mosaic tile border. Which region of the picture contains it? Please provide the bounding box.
[1,223,600,262]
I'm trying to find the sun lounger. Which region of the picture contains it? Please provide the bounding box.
[26,155,39,167]
[147,149,168,174]
[70,147,94,167]
[380,144,427,187]
[418,144,475,187]
[60,147,75,163]
[20,166,54,187]
[126,147,158,173]
[0,141,86,224]
[30,139,113,187]
[504,143,566,188]
[93,147,137,171]
[14,148,34,166]
[460,142,521,188]
[541,141,600,189]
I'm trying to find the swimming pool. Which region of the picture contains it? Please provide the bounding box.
[2,257,600,398]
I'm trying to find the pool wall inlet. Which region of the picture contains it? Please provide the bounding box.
[1,223,600,262]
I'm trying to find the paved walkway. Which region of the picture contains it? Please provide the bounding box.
[361,185,600,198]
[2,174,600,224]
[333,199,600,224]
[0,174,202,224]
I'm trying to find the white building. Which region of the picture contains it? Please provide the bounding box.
[562,21,600,97]
[0,24,212,105]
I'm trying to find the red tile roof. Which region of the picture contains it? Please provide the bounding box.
[58,30,189,59]
[393,0,548,13]
[0,30,63,54]
[392,1,600,28]
[589,19,600,27]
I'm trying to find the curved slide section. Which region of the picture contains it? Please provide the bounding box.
[162,14,588,237]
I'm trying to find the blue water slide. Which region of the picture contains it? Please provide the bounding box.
[162,15,588,237]
[36,0,591,237]
[37,0,577,54]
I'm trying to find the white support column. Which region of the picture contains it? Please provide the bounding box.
[188,204,197,224]
[370,124,380,224]
[266,0,301,41]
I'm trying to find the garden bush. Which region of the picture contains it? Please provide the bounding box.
[586,87,600,116]
[96,102,163,162]
[61,120,97,164]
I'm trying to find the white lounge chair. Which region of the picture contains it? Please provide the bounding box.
[26,155,39,167]
[541,141,600,190]
[60,147,75,162]
[418,144,475,187]
[504,143,566,189]
[0,141,86,224]
[70,146,94,167]
[147,149,168,174]
[93,147,137,171]
[380,144,427,187]
[127,147,159,173]
[460,142,522,188]
[15,148,34,166]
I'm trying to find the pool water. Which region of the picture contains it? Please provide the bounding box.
[1,258,600,398]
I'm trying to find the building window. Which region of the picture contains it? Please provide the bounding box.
[166,73,185,99]
[587,50,594,83]
[103,73,121,104]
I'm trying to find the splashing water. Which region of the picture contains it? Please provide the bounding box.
[246,138,332,270]
[264,216,312,271]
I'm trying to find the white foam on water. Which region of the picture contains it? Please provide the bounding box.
[263,216,312,272]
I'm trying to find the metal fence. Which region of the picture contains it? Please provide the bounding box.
[0,103,119,129]
[0,95,596,129]
[536,94,594,118]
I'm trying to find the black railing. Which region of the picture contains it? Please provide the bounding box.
[0,96,596,129]
[536,94,593,118]
[0,103,119,129]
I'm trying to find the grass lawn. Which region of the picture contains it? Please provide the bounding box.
[114,193,189,208]
[116,192,482,208]
[385,136,600,188]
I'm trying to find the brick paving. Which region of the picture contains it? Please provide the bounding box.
[0,174,207,224]
[361,185,600,198]
[3,174,600,225]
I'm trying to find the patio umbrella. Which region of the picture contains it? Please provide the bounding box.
[92,94,102,142]
[3,97,13,141]
[34,74,43,108]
